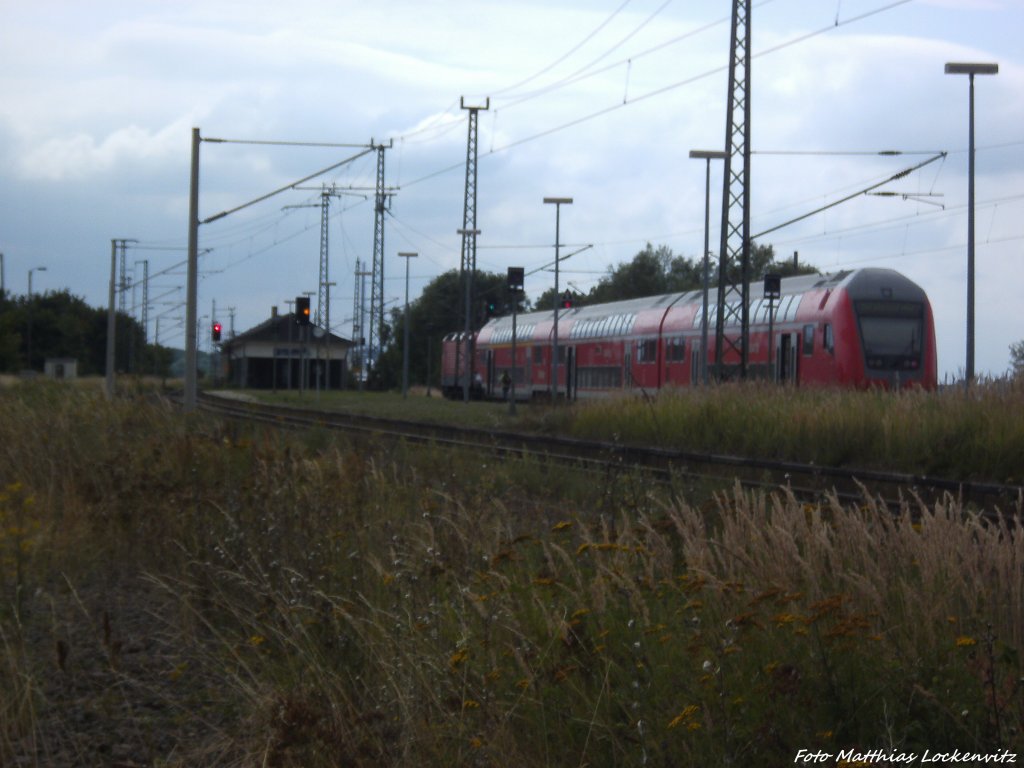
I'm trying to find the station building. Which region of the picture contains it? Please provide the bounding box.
[219,307,354,390]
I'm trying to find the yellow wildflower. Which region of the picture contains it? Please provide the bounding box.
[667,704,700,729]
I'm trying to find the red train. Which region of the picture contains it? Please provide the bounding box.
[441,268,937,399]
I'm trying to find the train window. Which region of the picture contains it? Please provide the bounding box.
[637,338,657,363]
[802,324,815,355]
[577,366,622,389]
[666,337,686,362]
[824,324,834,355]
[694,306,712,329]
[777,296,794,322]
[752,299,765,323]
[533,346,544,364]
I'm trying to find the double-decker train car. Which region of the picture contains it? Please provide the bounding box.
[441,268,937,399]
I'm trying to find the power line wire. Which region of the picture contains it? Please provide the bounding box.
[752,153,948,239]
[493,0,681,110]
[483,0,636,99]
[401,0,913,190]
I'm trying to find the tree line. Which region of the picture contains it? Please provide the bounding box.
[0,289,174,376]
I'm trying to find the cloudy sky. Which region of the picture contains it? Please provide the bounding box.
[1,0,1021,379]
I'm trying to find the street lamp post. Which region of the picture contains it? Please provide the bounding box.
[945,61,998,387]
[398,252,418,398]
[27,266,47,371]
[543,197,572,401]
[689,150,728,386]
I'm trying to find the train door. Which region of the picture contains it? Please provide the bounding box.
[486,349,495,398]
[777,332,799,384]
[566,347,576,401]
[523,345,531,398]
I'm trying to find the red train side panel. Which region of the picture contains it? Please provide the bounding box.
[441,268,937,399]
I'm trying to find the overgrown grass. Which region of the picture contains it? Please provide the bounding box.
[245,386,528,431]
[567,381,1024,482]
[1,382,1022,765]
[242,379,1024,482]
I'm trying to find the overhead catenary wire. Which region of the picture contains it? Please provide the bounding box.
[481,0,636,99]
[185,0,927,285]
[492,0,685,111]
[201,146,377,225]
[400,0,916,191]
[768,192,1024,250]
[202,138,375,148]
[751,152,948,240]
[182,0,987,340]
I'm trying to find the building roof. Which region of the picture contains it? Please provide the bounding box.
[220,312,353,349]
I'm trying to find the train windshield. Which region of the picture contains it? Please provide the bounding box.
[855,300,924,370]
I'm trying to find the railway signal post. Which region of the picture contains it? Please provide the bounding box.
[507,266,524,415]
[764,273,780,382]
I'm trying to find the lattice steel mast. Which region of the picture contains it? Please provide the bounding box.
[367,141,392,375]
[354,260,370,390]
[118,241,130,315]
[316,186,332,329]
[714,0,752,381]
[458,97,489,402]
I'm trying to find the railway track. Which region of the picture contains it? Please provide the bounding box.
[191,392,1022,517]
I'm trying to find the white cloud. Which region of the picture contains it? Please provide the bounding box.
[16,120,192,181]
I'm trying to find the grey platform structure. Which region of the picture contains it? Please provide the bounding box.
[219,307,353,390]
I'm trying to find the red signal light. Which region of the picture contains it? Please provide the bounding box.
[212,322,222,342]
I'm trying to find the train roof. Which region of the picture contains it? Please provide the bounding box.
[480,267,924,336]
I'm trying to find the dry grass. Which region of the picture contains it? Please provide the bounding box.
[569,380,1024,482]
[1,381,1022,765]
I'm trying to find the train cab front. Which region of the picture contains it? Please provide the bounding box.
[846,269,937,389]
